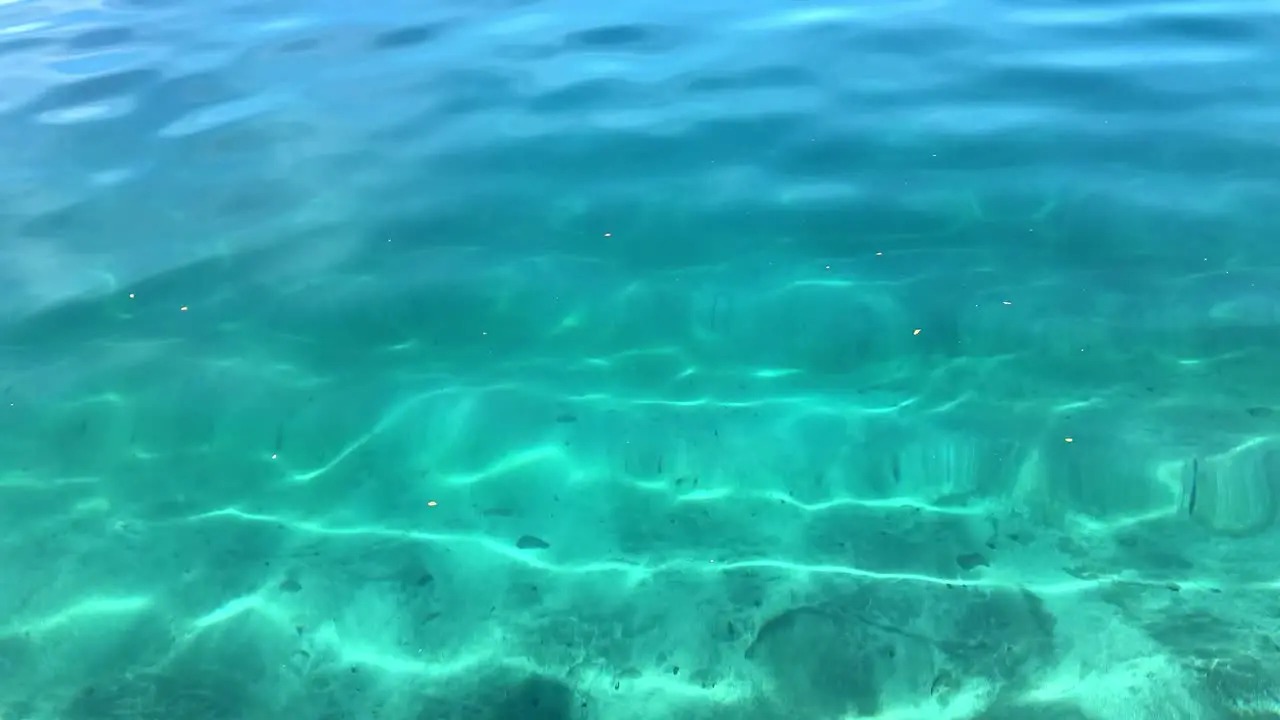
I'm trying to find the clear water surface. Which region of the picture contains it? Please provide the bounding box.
[2,0,1279,717]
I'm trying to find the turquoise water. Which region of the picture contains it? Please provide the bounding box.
[2,0,1280,717]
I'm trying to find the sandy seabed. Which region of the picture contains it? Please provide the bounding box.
[2,250,1279,720]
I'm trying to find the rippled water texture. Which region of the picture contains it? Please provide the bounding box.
[3,0,1280,718]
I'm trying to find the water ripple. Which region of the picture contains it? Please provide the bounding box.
[2,2,1280,719]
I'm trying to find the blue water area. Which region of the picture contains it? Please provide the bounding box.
[2,0,1280,717]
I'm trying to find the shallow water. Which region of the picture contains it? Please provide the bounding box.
[2,0,1280,718]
